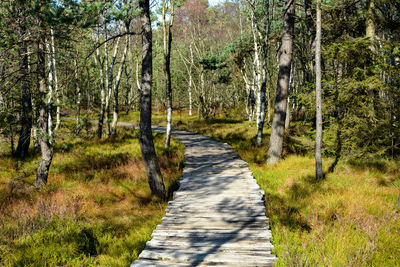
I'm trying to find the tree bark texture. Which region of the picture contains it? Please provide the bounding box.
[315,0,323,180]
[366,0,375,48]
[16,37,32,158]
[163,0,174,148]
[111,33,129,135]
[75,57,81,132]
[94,33,106,138]
[50,29,61,131]
[106,37,120,137]
[125,66,130,114]
[267,0,295,165]
[256,0,270,145]
[139,0,166,200]
[35,30,53,188]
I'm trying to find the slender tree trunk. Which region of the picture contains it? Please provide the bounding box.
[95,37,106,138]
[16,37,32,158]
[163,0,175,148]
[46,41,54,140]
[267,0,295,165]
[285,62,294,130]
[188,43,194,116]
[50,29,61,131]
[74,57,81,132]
[139,0,166,200]
[250,11,262,127]
[111,33,129,136]
[35,29,53,188]
[125,66,130,114]
[106,38,120,137]
[256,0,270,145]
[315,0,323,180]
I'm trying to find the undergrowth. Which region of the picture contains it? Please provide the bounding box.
[125,111,400,266]
[0,119,184,266]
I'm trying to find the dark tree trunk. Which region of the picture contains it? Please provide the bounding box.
[164,22,173,148]
[256,0,270,145]
[16,38,32,158]
[267,0,296,164]
[315,0,323,180]
[35,30,53,188]
[138,0,166,200]
[95,40,106,139]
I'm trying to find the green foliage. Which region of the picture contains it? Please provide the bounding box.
[169,113,400,266]
[1,218,99,266]
[0,121,185,266]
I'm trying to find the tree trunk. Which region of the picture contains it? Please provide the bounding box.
[285,62,294,130]
[111,32,129,136]
[45,41,54,140]
[188,43,194,116]
[16,37,32,158]
[366,0,375,50]
[74,57,81,132]
[163,0,175,148]
[35,30,53,188]
[125,66,130,114]
[95,38,106,139]
[315,0,323,180]
[106,37,120,137]
[256,0,270,145]
[139,0,166,200]
[267,0,295,165]
[50,29,61,131]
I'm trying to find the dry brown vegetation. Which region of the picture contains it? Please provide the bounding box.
[0,121,184,266]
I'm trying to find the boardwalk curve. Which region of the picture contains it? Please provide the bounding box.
[130,125,277,266]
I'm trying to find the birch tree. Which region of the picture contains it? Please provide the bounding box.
[50,29,61,131]
[95,31,107,138]
[111,27,129,135]
[315,0,323,180]
[256,0,270,145]
[162,0,175,148]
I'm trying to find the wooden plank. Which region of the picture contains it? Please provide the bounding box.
[130,129,276,266]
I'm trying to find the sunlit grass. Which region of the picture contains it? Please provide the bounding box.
[151,111,400,266]
[0,120,184,266]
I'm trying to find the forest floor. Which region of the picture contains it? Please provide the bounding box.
[120,110,400,266]
[1,111,399,266]
[0,120,184,266]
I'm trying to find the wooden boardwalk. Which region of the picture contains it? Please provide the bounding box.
[131,126,277,266]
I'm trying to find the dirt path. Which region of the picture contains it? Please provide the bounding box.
[130,125,276,266]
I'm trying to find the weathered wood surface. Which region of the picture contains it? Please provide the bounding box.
[130,126,276,266]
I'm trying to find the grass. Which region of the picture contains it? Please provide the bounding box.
[122,110,400,266]
[0,120,184,266]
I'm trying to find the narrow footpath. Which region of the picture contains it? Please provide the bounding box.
[131,125,277,266]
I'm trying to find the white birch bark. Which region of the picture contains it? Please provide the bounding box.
[94,32,106,138]
[188,43,194,116]
[74,57,81,130]
[111,33,129,135]
[46,41,53,140]
[50,29,61,131]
